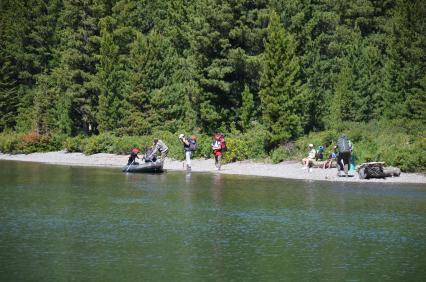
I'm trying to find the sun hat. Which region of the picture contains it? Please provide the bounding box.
[179,134,184,139]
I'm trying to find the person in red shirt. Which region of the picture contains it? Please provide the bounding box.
[211,133,223,170]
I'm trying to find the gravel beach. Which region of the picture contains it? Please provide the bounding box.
[1,151,425,184]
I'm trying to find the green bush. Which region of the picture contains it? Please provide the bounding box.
[270,146,291,164]
[239,122,268,160]
[82,133,115,155]
[63,136,85,152]
[1,119,424,172]
[0,133,21,153]
[109,136,146,155]
[222,138,249,163]
[195,135,214,159]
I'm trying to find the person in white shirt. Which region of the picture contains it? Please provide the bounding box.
[302,144,316,169]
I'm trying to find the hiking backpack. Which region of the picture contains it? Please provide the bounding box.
[337,136,351,153]
[189,139,198,151]
[219,134,227,152]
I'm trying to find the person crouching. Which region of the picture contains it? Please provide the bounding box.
[127,148,141,165]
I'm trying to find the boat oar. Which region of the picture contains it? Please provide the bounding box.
[126,159,135,172]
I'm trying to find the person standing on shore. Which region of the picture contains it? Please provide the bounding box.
[212,133,223,170]
[179,134,193,170]
[336,134,352,177]
[148,139,169,162]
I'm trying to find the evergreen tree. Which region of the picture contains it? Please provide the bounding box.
[128,30,182,134]
[0,0,63,132]
[239,84,254,130]
[96,16,131,133]
[380,0,426,122]
[329,60,354,127]
[259,11,303,146]
[0,0,424,141]
[34,0,106,135]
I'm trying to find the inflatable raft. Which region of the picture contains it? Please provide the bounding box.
[122,161,164,173]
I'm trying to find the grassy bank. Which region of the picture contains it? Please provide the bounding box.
[1,120,424,172]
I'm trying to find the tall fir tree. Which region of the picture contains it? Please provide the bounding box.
[380,0,426,122]
[34,0,106,135]
[96,16,131,133]
[0,0,61,131]
[259,10,303,146]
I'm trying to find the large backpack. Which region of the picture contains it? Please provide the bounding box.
[189,139,198,151]
[219,134,227,152]
[337,136,351,153]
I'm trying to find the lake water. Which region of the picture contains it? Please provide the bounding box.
[0,161,425,281]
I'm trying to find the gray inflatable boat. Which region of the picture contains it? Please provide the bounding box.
[122,161,164,173]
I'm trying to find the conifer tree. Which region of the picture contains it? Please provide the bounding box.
[0,0,58,131]
[128,30,181,133]
[96,16,131,133]
[239,84,254,130]
[259,11,303,146]
[34,0,106,135]
[380,0,426,122]
[329,60,354,127]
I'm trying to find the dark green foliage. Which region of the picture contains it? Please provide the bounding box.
[239,84,255,130]
[260,11,303,146]
[0,0,425,171]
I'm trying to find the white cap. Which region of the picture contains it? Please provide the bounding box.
[309,144,314,147]
[179,134,184,139]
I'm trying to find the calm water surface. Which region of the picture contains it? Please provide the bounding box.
[0,161,425,281]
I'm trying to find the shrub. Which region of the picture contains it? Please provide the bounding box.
[110,136,146,155]
[1,119,424,173]
[15,132,58,153]
[0,133,20,153]
[270,146,290,163]
[239,122,268,160]
[63,136,85,152]
[82,133,115,155]
[222,138,249,163]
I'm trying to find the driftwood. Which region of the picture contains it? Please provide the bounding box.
[357,162,401,179]
[383,166,401,177]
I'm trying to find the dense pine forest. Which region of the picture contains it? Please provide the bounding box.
[0,0,425,171]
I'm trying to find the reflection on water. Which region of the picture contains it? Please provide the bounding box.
[0,160,425,281]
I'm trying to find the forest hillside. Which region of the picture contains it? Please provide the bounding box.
[0,0,425,171]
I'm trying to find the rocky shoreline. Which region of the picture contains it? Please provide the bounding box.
[1,151,425,184]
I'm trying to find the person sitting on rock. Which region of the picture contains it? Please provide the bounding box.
[302,144,316,169]
[323,146,337,169]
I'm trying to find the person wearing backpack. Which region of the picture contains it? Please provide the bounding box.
[336,134,352,177]
[316,145,324,161]
[179,134,197,170]
[212,133,225,170]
